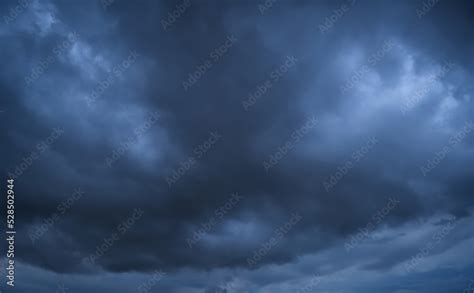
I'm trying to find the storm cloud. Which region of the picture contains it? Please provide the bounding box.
[1,0,474,292]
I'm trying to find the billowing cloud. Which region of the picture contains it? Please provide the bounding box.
[1,0,474,292]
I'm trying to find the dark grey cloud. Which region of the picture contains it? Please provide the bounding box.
[1,0,474,292]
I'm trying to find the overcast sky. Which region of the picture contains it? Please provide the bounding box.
[1,0,474,292]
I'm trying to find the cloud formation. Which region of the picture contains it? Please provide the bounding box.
[1,0,474,292]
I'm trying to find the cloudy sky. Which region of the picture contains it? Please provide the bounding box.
[1,0,474,292]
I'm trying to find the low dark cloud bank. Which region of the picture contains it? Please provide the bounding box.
[1,0,474,292]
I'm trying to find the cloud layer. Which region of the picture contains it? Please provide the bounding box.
[1,0,474,292]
